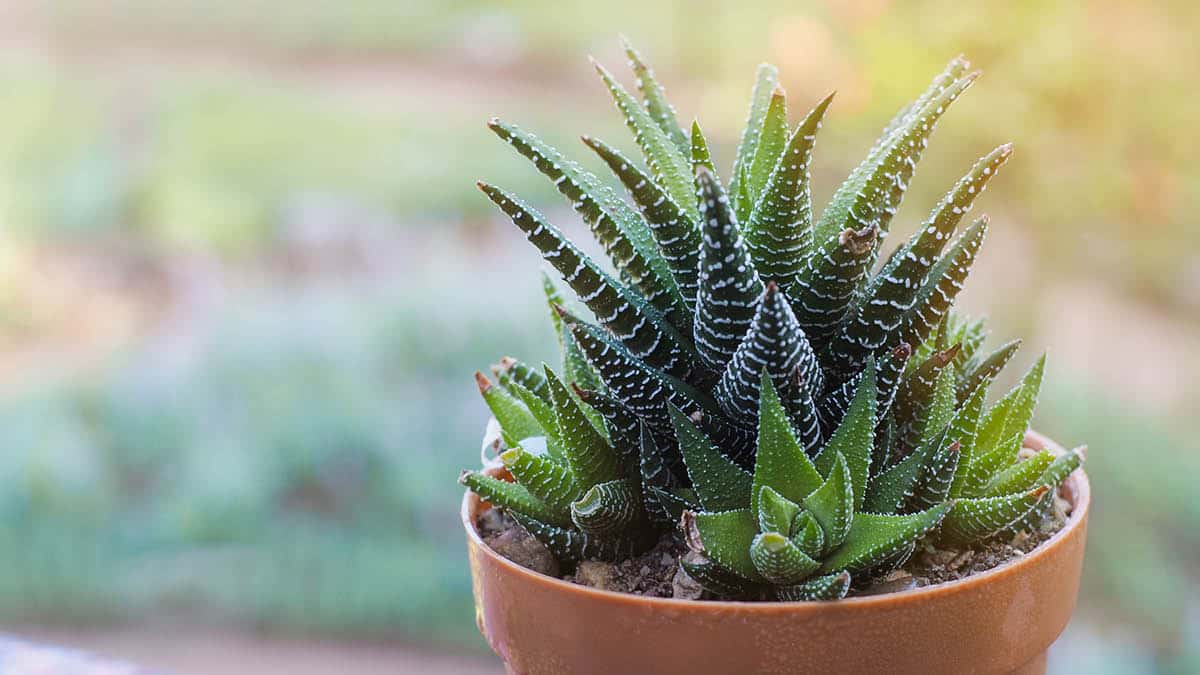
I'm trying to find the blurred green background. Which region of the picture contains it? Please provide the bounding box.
[0,1,1197,673]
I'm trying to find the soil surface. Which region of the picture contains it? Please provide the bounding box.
[564,535,687,598]
[479,482,1075,601]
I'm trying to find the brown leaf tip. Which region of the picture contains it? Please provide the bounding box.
[932,343,963,367]
[474,371,493,393]
[839,225,877,256]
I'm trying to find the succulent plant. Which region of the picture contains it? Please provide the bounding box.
[460,40,1084,599]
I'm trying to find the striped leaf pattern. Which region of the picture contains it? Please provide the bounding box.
[744,93,835,291]
[693,165,764,370]
[464,43,1083,597]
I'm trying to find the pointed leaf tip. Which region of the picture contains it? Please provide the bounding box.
[932,343,962,367]
[474,371,492,393]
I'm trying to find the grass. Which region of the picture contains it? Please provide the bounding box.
[0,254,1194,665]
[7,1,1200,308]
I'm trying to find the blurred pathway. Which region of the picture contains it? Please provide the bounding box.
[12,627,502,675]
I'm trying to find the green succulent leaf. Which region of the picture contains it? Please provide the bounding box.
[480,184,694,378]
[680,555,759,598]
[825,144,1012,373]
[541,273,601,390]
[571,478,642,536]
[646,486,693,526]
[757,485,802,536]
[913,367,959,454]
[894,345,961,451]
[1037,447,1085,488]
[476,371,543,447]
[494,356,551,402]
[511,511,649,564]
[500,446,582,521]
[671,405,754,511]
[637,423,672,488]
[582,136,702,311]
[864,425,949,515]
[940,487,1050,545]
[693,165,765,370]
[684,508,762,581]
[789,222,879,345]
[1000,354,1047,447]
[814,360,877,510]
[958,431,1024,499]
[506,379,562,459]
[460,471,569,527]
[985,450,1055,497]
[751,376,824,515]
[876,57,970,144]
[746,86,789,206]
[814,67,977,257]
[716,284,823,425]
[691,120,718,176]
[786,369,825,456]
[803,452,855,553]
[577,387,640,467]
[593,59,697,223]
[821,503,951,574]
[818,347,908,437]
[948,380,988,470]
[488,119,687,325]
[621,38,690,155]
[750,532,820,585]
[545,368,622,487]
[908,439,962,512]
[896,216,989,350]
[731,63,781,222]
[775,571,852,601]
[790,511,826,559]
[744,93,835,291]
[957,338,1022,403]
[565,315,711,431]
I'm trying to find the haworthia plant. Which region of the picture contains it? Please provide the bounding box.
[462,41,1085,600]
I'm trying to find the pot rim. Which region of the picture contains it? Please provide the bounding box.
[462,429,1089,610]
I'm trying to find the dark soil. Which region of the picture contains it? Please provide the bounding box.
[564,535,689,598]
[477,484,1074,601]
[477,507,559,578]
[895,487,1073,590]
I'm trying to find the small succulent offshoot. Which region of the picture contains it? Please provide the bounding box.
[460,39,1084,600]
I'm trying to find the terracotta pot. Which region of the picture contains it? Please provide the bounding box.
[463,430,1089,675]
